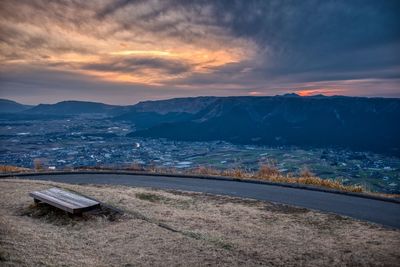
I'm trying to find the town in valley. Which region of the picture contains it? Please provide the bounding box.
[1,115,399,194]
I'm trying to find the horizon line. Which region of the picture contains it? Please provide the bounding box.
[2,93,400,106]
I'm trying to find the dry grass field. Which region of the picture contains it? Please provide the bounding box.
[0,178,399,266]
[0,165,30,173]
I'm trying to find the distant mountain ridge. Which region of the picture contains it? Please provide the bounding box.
[0,99,33,113]
[25,100,128,116]
[130,96,218,114]
[127,95,400,155]
[114,97,217,129]
[1,95,399,155]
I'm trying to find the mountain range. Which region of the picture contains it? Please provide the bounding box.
[22,100,129,116]
[0,99,33,113]
[1,95,399,155]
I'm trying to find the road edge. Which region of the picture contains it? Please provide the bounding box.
[1,170,399,204]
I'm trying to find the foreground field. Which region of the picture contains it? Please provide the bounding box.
[0,179,399,266]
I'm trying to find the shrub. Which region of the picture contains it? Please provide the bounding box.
[257,163,281,178]
[33,159,44,171]
[299,167,314,178]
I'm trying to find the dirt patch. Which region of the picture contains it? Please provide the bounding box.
[1,179,399,266]
[17,202,124,226]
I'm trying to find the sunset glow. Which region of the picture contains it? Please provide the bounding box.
[296,89,345,97]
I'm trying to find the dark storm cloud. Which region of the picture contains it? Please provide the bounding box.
[82,57,191,75]
[209,0,400,74]
[93,0,243,50]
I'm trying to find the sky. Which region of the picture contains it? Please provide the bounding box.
[0,0,399,105]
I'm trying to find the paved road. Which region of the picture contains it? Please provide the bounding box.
[8,173,400,228]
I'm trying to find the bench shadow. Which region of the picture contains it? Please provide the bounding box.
[18,202,124,226]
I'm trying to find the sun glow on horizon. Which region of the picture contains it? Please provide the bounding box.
[296,88,345,96]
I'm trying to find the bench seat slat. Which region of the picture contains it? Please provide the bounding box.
[29,192,77,213]
[31,191,79,209]
[29,188,100,214]
[36,191,85,208]
[42,190,95,208]
[47,188,99,206]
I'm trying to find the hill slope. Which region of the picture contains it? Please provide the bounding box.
[127,95,400,155]
[1,179,399,266]
[114,97,217,129]
[24,101,127,116]
[0,99,33,113]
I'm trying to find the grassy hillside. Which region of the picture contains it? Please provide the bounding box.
[1,179,399,266]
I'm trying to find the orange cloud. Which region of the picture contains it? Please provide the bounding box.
[0,1,256,86]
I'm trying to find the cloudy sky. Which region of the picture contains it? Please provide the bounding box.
[0,0,399,104]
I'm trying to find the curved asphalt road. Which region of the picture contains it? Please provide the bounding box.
[6,173,400,228]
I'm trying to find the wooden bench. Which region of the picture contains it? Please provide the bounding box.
[29,188,100,214]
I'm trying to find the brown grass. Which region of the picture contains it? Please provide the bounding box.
[299,166,314,178]
[33,159,44,171]
[0,165,30,173]
[257,162,281,177]
[1,179,399,266]
[187,163,364,193]
[126,162,145,171]
[254,164,364,192]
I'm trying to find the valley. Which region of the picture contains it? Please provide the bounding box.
[1,114,399,193]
